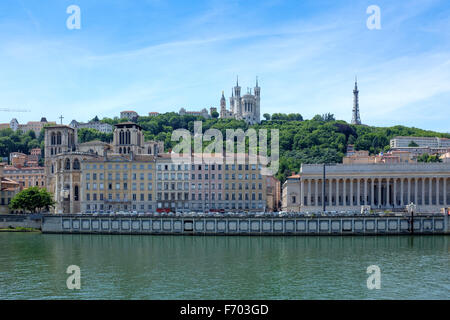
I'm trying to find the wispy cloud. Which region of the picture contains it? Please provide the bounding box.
[0,0,449,132]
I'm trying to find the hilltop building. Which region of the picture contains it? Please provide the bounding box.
[69,119,113,133]
[179,108,210,118]
[0,118,56,135]
[120,110,139,122]
[390,136,450,149]
[220,77,261,124]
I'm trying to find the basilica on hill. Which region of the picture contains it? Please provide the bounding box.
[220,77,261,125]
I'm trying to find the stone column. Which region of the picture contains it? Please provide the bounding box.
[315,179,318,207]
[436,177,440,206]
[371,179,374,206]
[400,179,404,206]
[350,179,354,206]
[329,179,332,206]
[429,177,433,206]
[336,179,340,206]
[357,179,361,206]
[444,177,447,206]
[393,178,397,207]
[414,178,418,205]
[343,179,347,207]
[407,178,411,205]
[307,179,311,206]
[363,179,367,205]
[421,177,425,206]
[300,179,304,207]
[377,178,381,207]
[386,178,390,207]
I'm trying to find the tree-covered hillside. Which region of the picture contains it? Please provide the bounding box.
[1,113,448,182]
[100,113,450,182]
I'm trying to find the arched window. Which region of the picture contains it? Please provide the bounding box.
[119,147,122,154]
[73,159,80,170]
[65,158,71,170]
[51,132,56,145]
[127,147,130,154]
[51,164,54,174]
[57,132,62,145]
[126,130,130,145]
[120,130,124,145]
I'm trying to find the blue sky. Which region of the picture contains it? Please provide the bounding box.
[0,0,449,132]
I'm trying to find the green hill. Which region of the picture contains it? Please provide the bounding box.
[1,113,448,183]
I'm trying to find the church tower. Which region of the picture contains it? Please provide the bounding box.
[233,76,242,116]
[220,91,226,118]
[351,78,361,125]
[254,77,260,123]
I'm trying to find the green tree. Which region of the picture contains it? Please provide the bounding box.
[312,114,323,121]
[417,153,442,163]
[408,141,419,147]
[263,113,271,121]
[322,113,335,121]
[211,111,219,119]
[9,187,55,213]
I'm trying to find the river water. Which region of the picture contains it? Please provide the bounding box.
[0,233,448,299]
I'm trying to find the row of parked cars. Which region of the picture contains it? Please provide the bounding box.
[78,211,277,218]
[76,210,414,218]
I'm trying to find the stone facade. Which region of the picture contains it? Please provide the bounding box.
[120,110,139,121]
[69,120,113,133]
[0,163,20,214]
[1,118,56,135]
[3,166,45,189]
[282,163,450,213]
[179,108,210,118]
[112,122,145,155]
[82,154,157,213]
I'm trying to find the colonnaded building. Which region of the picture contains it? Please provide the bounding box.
[44,122,276,214]
[282,163,450,213]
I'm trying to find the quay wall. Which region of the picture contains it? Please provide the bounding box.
[41,214,450,236]
[0,214,42,229]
